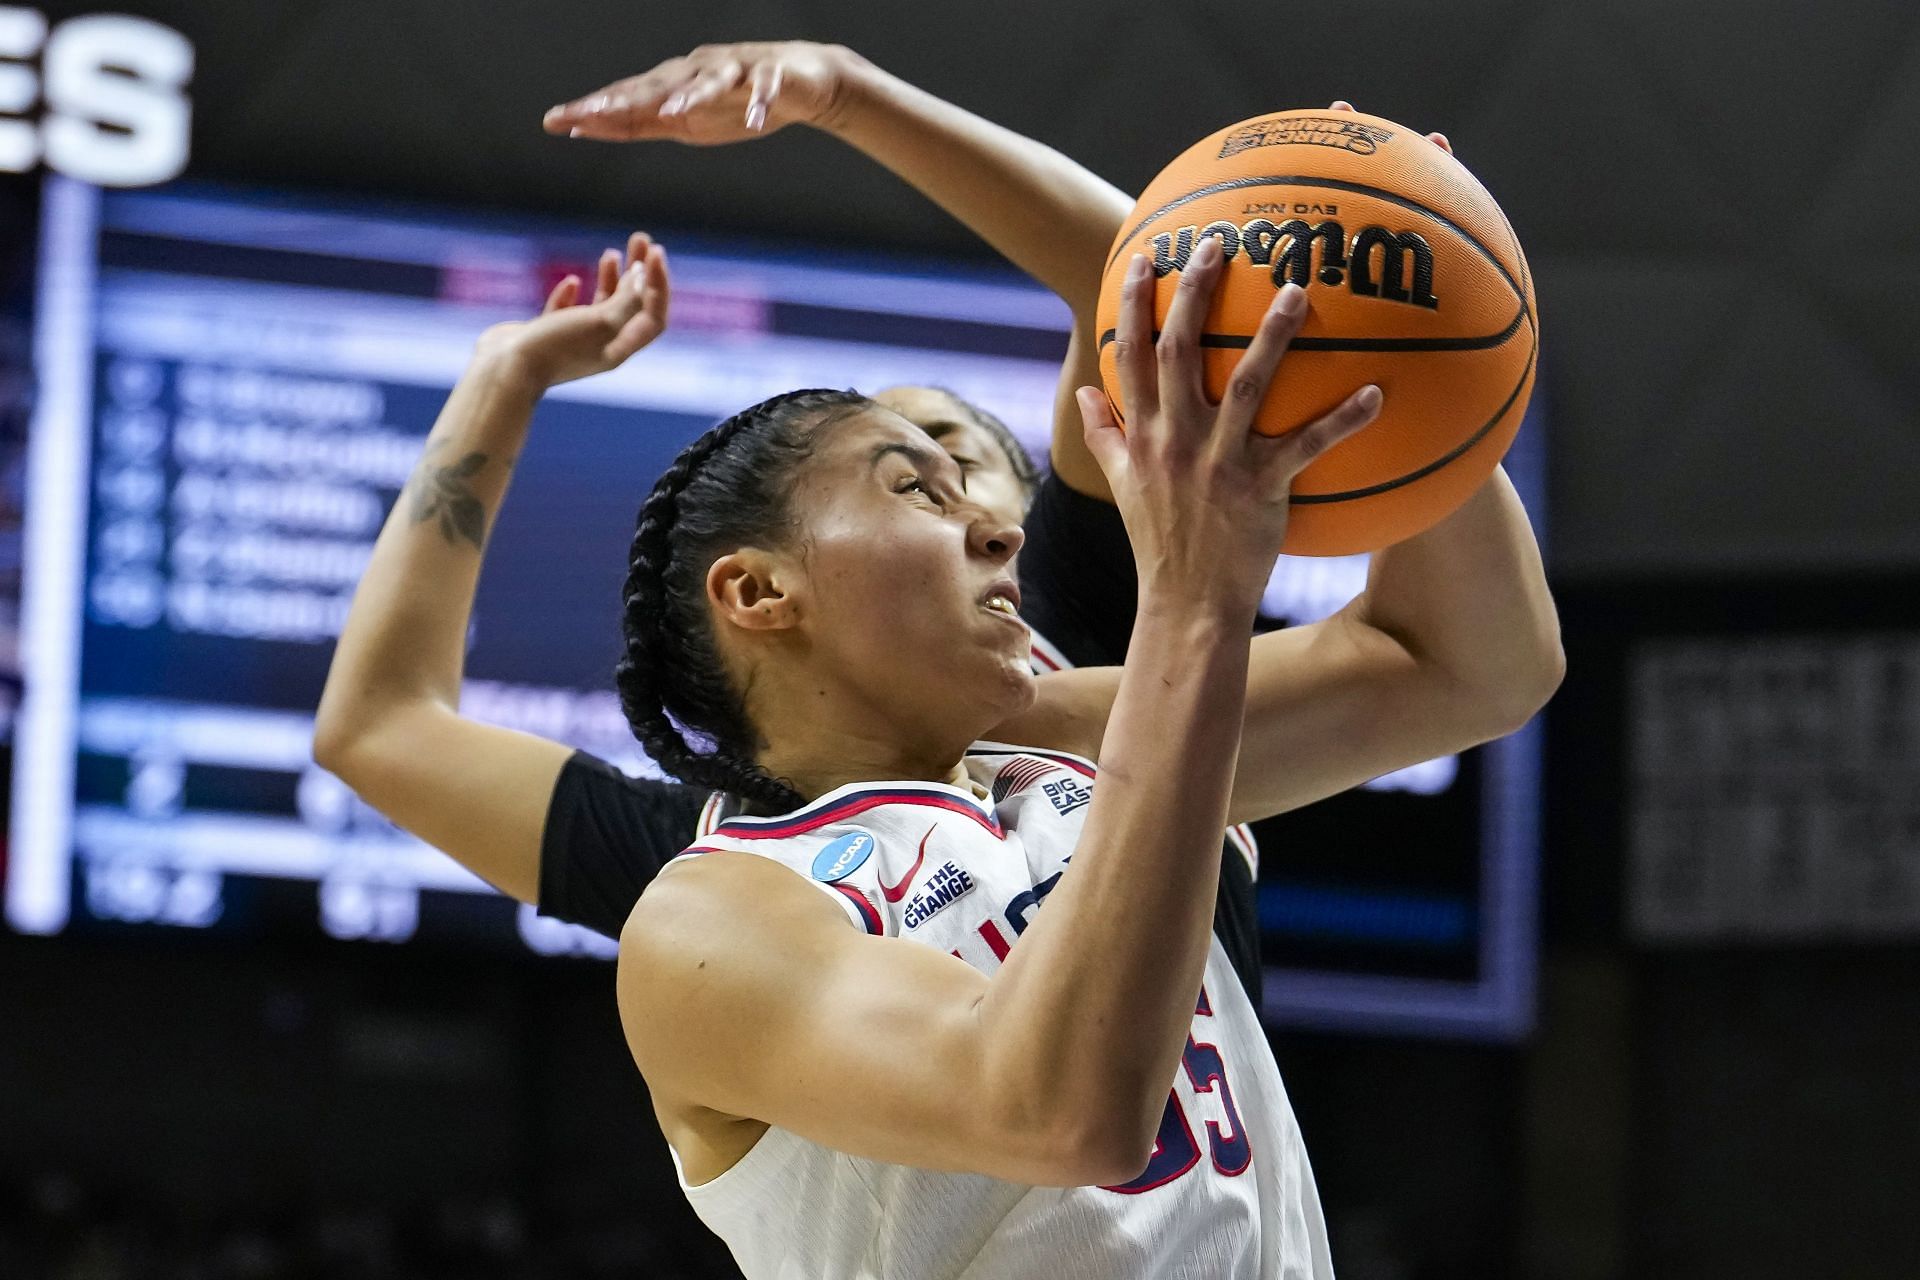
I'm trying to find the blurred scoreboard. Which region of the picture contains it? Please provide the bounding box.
[5,176,1546,1039]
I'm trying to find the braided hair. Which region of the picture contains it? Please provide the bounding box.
[617,388,872,814]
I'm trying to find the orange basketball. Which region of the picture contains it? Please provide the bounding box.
[1096,108,1538,556]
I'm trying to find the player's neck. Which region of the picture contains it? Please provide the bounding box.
[766,751,977,806]
[751,676,978,803]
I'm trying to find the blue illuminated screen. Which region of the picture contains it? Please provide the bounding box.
[6,178,1544,1039]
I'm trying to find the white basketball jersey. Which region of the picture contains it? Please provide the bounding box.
[666,743,1330,1280]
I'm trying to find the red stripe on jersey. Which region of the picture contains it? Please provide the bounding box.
[977,918,1011,960]
[1027,629,1073,674]
[879,826,936,903]
[716,788,1003,841]
[831,883,884,935]
[1225,823,1259,876]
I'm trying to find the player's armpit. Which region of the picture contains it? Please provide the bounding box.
[314,700,571,905]
[618,853,1143,1188]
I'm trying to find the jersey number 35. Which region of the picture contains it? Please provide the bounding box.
[1102,986,1252,1194]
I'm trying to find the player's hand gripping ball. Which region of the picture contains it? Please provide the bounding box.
[1096,107,1538,556]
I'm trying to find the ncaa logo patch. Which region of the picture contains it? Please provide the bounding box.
[811,829,878,883]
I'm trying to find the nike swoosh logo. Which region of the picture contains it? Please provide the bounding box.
[879,826,936,903]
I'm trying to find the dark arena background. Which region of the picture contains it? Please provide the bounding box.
[1,2,1916,1277]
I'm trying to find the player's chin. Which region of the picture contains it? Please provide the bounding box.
[950,621,1036,705]
[983,635,1039,709]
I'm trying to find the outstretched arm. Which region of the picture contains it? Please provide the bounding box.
[814,54,1129,502]
[548,62,1457,510]
[546,41,1128,497]
[994,460,1562,825]
[313,237,672,903]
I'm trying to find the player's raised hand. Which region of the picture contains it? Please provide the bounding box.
[476,232,671,388]
[1076,236,1381,615]
[544,42,859,144]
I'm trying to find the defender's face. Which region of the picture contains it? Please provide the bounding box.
[871,386,1033,530]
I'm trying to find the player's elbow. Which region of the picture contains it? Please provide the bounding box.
[1009,1133,1151,1189]
[1430,614,1564,743]
[1052,1101,1166,1187]
[310,697,404,790]
[999,1089,1166,1188]
[310,707,360,780]
[312,669,377,776]
[313,688,449,790]
[1481,629,1565,736]
[1527,636,1568,714]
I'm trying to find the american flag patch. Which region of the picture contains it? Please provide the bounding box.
[991,755,1058,803]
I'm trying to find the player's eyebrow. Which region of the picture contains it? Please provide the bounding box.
[868,441,945,473]
[918,418,970,445]
[869,440,969,497]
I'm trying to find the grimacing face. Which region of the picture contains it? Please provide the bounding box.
[772,406,1035,748]
[870,386,1032,529]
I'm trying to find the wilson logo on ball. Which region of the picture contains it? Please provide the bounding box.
[1149,218,1438,310]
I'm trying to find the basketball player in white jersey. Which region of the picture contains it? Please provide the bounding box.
[318,185,1559,1280]
[318,232,1559,1273]
[587,227,1557,1270]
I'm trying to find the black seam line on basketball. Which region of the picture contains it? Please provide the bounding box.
[1291,338,1537,505]
[1095,301,1527,355]
[1106,174,1528,316]
[1094,318,1537,503]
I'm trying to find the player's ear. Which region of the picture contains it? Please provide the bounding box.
[707,547,799,633]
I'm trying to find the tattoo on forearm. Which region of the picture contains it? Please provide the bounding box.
[409,449,490,548]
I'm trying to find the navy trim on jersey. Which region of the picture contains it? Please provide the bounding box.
[714,783,1004,841]
[830,883,884,935]
[673,845,884,936]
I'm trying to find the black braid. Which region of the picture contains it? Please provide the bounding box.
[616,388,871,814]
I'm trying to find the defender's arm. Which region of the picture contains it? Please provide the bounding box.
[993,466,1563,825]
